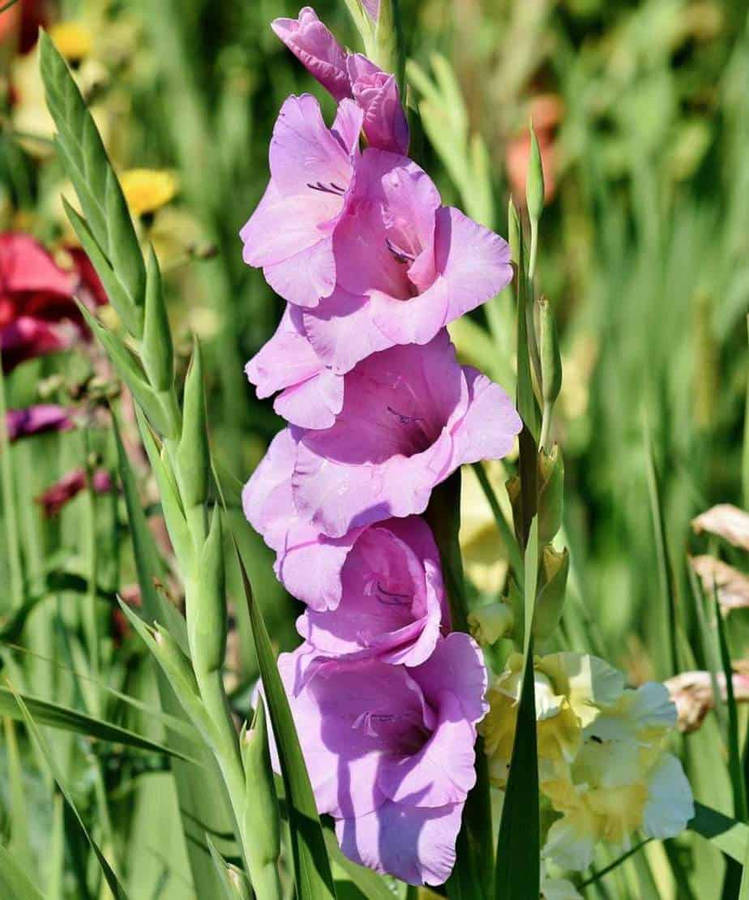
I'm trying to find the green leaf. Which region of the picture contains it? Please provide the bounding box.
[0,842,45,899]
[0,686,193,759]
[112,413,188,651]
[495,520,540,900]
[114,415,235,899]
[39,31,145,337]
[9,686,130,899]
[233,541,336,900]
[689,802,749,862]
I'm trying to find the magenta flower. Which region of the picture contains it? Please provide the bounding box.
[296,149,512,374]
[290,331,521,538]
[6,405,73,442]
[37,467,113,518]
[271,7,408,154]
[240,94,362,308]
[245,306,342,429]
[0,232,82,372]
[276,632,488,884]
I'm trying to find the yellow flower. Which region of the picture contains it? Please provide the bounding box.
[459,461,511,594]
[120,169,179,217]
[49,22,94,63]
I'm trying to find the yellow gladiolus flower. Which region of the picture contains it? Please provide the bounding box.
[120,169,179,217]
[49,22,94,63]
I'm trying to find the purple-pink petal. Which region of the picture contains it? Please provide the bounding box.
[291,332,521,538]
[275,632,487,884]
[240,94,360,308]
[347,55,409,155]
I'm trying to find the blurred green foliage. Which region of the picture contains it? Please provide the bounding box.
[0,0,748,896]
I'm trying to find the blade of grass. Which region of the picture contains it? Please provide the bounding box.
[234,541,336,900]
[0,686,194,758]
[9,685,129,899]
[643,422,679,678]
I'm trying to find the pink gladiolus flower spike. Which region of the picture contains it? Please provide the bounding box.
[274,632,488,885]
[240,94,363,308]
[289,330,521,538]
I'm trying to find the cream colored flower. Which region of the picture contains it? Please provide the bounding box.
[542,681,693,871]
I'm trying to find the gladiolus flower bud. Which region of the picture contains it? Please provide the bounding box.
[533,546,569,642]
[525,125,545,226]
[468,601,514,646]
[538,297,562,408]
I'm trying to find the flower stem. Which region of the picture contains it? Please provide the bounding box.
[0,358,24,609]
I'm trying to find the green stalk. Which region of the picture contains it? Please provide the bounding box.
[0,357,24,609]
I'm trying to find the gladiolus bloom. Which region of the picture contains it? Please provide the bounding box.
[290,331,521,538]
[37,467,113,518]
[240,94,362,308]
[276,632,487,884]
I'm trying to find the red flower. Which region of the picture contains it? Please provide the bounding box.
[0,233,106,372]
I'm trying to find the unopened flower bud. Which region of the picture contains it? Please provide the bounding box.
[188,506,227,677]
[533,545,569,641]
[538,445,564,543]
[525,125,545,225]
[176,340,209,509]
[538,297,562,408]
[468,602,514,646]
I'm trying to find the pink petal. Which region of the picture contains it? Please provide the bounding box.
[335,800,463,886]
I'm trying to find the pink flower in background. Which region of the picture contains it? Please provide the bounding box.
[298,149,512,374]
[272,7,408,154]
[290,331,521,538]
[245,306,342,429]
[240,94,362,308]
[37,467,113,518]
[275,632,487,884]
[6,404,73,442]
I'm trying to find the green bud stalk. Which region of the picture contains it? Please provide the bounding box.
[188,506,227,680]
[538,297,562,451]
[175,341,210,516]
[240,702,282,896]
[507,445,563,546]
[468,602,514,646]
[525,125,544,282]
[142,246,175,393]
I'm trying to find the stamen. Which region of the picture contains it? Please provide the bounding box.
[377,582,411,607]
[385,237,415,264]
[386,405,424,427]
[307,181,346,196]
